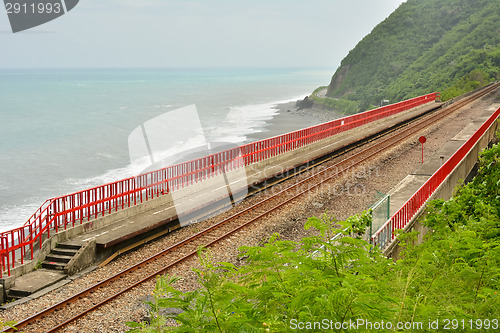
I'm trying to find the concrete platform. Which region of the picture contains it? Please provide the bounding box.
[7,269,66,298]
[411,140,465,176]
[64,201,180,249]
[382,102,500,235]
[386,175,429,219]
[1,266,95,310]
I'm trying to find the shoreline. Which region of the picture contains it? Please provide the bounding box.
[248,99,344,142]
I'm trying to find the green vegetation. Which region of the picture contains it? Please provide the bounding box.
[0,321,16,330]
[127,138,500,332]
[311,86,328,96]
[34,260,43,270]
[310,95,361,115]
[310,85,362,115]
[323,0,500,112]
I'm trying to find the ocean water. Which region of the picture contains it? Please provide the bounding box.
[0,67,332,232]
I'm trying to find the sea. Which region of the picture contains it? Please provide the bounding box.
[0,67,333,232]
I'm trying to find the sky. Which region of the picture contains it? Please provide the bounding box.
[0,0,406,68]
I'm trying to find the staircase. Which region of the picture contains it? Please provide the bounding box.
[42,243,82,270]
[4,244,82,302]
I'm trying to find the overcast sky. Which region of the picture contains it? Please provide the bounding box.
[0,0,406,68]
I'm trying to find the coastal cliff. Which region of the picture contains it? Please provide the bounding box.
[322,0,500,112]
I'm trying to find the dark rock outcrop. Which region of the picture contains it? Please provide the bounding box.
[295,96,314,110]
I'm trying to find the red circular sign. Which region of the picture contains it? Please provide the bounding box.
[419,136,427,144]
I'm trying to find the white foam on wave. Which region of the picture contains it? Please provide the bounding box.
[205,94,307,143]
[95,152,114,159]
[66,161,147,189]
[65,95,306,191]
[0,202,41,233]
[67,135,207,189]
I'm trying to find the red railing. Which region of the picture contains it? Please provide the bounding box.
[371,105,500,250]
[0,93,438,277]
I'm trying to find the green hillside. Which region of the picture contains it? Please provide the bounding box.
[321,0,500,112]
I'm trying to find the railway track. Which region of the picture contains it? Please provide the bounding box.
[4,82,499,332]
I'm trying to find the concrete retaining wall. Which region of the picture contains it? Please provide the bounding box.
[65,239,96,276]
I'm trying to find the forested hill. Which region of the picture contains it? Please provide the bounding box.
[323,0,500,111]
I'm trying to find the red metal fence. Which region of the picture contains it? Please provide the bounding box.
[0,93,437,277]
[371,105,500,251]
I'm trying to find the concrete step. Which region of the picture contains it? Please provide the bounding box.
[51,248,79,256]
[3,269,67,305]
[45,253,72,264]
[42,261,66,270]
[6,289,31,300]
[57,243,82,251]
[40,243,82,271]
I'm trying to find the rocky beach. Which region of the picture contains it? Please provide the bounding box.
[249,98,344,142]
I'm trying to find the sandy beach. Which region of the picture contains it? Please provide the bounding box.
[248,99,344,142]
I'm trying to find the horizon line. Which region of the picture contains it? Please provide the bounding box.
[0,65,336,70]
